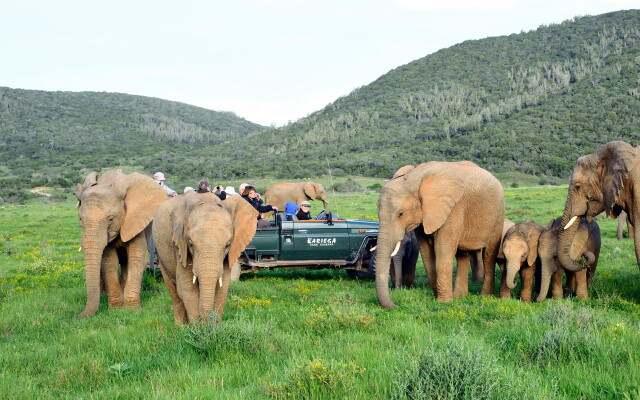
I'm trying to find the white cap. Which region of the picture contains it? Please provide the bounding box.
[154,172,165,181]
[183,186,194,193]
[225,186,238,195]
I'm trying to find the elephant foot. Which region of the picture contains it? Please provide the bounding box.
[436,294,453,302]
[108,300,124,308]
[452,288,468,298]
[499,291,511,299]
[123,299,141,309]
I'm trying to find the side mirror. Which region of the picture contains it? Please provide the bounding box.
[326,211,333,226]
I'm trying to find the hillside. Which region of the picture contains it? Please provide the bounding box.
[220,10,639,179]
[1,10,639,199]
[0,88,264,197]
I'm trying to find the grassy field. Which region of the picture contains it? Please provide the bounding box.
[1,184,640,399]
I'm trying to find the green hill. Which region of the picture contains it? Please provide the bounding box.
[1,10,639,201]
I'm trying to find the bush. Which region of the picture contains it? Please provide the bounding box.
[333,178,367,193]
[368,183,383,191]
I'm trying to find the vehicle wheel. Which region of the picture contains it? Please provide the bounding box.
[346,251,376,279]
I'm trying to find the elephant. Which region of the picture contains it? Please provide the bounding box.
[536,216,600,302]
[499,219,543,302]
[389,230,419,289]
[73,170,168,318]
[264,182,329,213]
[152,192,258,324]
[376,161,505,307]
[558,141,637,273]
[617,211,634,240]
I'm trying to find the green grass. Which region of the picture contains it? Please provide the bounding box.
[1,184,640,399]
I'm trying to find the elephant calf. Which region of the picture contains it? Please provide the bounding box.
[153,193,258,324]
[499,220,543,302]
[536,216,600,302]
[389,231,419,289]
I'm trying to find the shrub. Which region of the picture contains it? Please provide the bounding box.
[368,183,383,191]
[333,178,366,193]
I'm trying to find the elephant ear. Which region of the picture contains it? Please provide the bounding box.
[222,196,259,267]
[120,172,168,242]
[415,165,465,235]
[303,182,317,199]
[392,165,415,179]
[569,219,589,260]
[527,228,542,267]
[596,141,636,217]
[74,172,99,202]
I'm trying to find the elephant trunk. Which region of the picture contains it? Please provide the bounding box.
[536,259,554,302]
[76,225,108,318]
[505,261,520,290]
[195,252,223,320]
[375,229,399,309]
[558,214,586,273]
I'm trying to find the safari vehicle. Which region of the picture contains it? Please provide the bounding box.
[239,210,378,277]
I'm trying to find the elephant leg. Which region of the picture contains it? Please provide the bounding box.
[434,240,457,302]
[160,267,188,324]
[471,251,484,282]
[390,256,402,289]
[520,265,534,302]
[566,271,577,294]
[177,264,200,323]
[574,269,588,299]
[402,254,417,288]
[416,232,437,296]
[212,265,232,322]
[480,228,502,296]
[122,232,148,308]
[498,260,511,299]
[103,246,124,308]
[453,253,470,298]
[551,268,563,299]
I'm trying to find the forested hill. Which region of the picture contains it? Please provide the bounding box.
[1,10,639,199]
[0,88,263,193]
[218,10,640,179]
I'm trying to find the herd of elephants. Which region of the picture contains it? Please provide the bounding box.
[71,140,640,324]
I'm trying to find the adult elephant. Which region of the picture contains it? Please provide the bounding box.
[152,193,258,324]
[376,161,505,307]
[264,182,329,212]
[559,141,637,272]
[74,170,167,318]
[537,216,600,302]
[500,220,543,302]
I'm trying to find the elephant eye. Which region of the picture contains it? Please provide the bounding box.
[398,211,404,218]
[574,183,581,191]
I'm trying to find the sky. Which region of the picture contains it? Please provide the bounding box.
[2,0,638,127]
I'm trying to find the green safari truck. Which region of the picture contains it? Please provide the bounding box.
[239,211,378,276]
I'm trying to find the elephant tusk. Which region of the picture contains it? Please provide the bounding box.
[78,246,82,252]
[193,275,197,285]
[370,246,377,252]
[390,241,402,257]
[564,216,578,230]
[219,277,222,287]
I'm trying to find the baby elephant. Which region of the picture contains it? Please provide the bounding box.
[536,216,600,302]
[153,192,258,324]
[390,231,419,289]
[499,220,544,302]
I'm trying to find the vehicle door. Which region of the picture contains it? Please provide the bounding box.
[290,218,351,260]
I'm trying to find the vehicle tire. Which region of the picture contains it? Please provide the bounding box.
[346,250,376,279]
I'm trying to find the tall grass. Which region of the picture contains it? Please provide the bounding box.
[1,185,640,399]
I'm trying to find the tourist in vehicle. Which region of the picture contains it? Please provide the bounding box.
[196,179,227,200]
[284,202,299,221]
[297,201,312,220]
[154,172,178,197]
[242,185,277,218]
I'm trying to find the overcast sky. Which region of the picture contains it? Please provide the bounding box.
[2,0,638,126]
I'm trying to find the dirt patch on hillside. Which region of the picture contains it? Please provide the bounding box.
[30,187,52,197]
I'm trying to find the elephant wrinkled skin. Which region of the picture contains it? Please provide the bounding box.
[376,161,505,307]
[152,193,258,324]
[74,170,167,318]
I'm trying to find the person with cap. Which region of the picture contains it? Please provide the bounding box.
[154,172,178,197]
[183,186,195,194]
[296,201,312,220]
